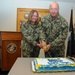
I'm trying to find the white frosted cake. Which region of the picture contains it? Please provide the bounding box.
[32,58,75,72]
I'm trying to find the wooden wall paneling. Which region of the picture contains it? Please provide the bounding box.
[17,8,49,31]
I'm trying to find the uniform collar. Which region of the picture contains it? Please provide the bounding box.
[50,14,60,21]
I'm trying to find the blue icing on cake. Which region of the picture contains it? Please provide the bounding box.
[33,58,75,72]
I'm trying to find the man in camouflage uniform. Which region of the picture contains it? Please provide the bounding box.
[42,2,68,57]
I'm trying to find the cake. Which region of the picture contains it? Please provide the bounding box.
[32,58,75,72]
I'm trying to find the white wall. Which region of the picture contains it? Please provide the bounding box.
[0,0,75,31]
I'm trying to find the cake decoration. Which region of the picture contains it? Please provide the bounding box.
[32,58,75,72]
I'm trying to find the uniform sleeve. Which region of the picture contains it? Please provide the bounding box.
[41,17,50,32]
[21,23,37,46]
[50,20,68,49]
[41,17,51,43]
[38,26,46,41]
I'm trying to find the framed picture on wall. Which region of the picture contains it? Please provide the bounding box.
[17,8,49,31]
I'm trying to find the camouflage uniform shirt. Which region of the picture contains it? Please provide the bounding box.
[42,14,68,57]
[21,21,45,57]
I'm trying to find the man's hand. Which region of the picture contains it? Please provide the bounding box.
[46,44,51,52]
[36,40,51,52]
[43,44,51,52]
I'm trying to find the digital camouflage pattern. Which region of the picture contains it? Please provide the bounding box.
[21,21,45,57]
[42,14,68,57]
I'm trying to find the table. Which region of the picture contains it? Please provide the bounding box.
[8,57,75,75]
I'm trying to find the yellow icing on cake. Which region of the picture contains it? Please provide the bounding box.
[36,64,41,68]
